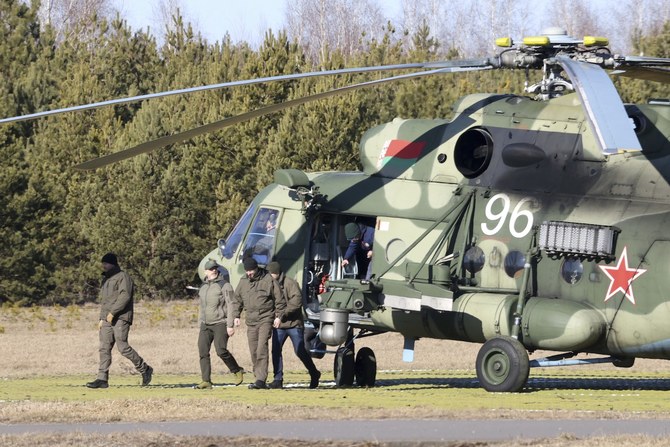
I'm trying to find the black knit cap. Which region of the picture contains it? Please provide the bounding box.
[101,252,118,266]
[243,257,258,270]
[267,261,281,274]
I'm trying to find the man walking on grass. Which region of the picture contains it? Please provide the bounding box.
[195,259,244,389]
[267,261,321,389]
[232,257,285,389]
[86,252,153,389]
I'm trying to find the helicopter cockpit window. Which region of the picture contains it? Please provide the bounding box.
[463,246,485,274]
[241,208,279,266]
[504,250,526,278]
[561,257,584,285]
[220,203,256,259]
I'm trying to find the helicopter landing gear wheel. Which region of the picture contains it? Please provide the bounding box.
[333,347,355,387]
[354,347,377,387]
[476,336,529,392]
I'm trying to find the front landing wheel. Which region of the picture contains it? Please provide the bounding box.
[333,347,355,387]
[354,347,377,387]
[476,336,529,392]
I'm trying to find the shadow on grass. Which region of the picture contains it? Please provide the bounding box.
[64,375,670,392]
[372,376,670,391]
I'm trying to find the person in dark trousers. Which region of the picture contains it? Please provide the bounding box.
[232,257,285,389]
[267,261,321,389]
[342,222,375,280]
[195,259,245,389]
[86,252,153,389]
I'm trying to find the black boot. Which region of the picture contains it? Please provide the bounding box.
[86,379,108,389]
[248,380,268,389]
[142,366,153,386]
[309,371,321,389]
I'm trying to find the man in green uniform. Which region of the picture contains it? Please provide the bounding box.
[86,253,153,389]
[267,261,321,389]
[195,259,244,389]
[232,257,285,389]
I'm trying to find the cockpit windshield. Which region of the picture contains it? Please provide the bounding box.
[220,203,256,259]
[241,207,279,266]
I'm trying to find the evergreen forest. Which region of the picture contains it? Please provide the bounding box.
[2,0,670,305]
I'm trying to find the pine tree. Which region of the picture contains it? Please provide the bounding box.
[24,16,162,303]
[0,0,59,304]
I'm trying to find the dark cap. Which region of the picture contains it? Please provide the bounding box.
[344,223,361,240]
[267,261,281,274]
[204,259,219,270]
[101,252,118,266]
[243,257,258,271]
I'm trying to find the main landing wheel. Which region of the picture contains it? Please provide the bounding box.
[476,336,529,392]
[354,347,377,387]
[333,347,355,387]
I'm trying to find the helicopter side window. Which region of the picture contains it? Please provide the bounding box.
[220,203,257,259]
[463,246,485,274]
[504,250,526,278]
[561,257,584,285]
[241,208,279,266]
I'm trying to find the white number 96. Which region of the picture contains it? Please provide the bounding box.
[481,193,534,238]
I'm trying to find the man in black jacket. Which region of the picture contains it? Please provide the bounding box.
[86,252,153,389]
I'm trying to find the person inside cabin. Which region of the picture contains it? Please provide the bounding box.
[341,222,374,280]
[265,212,277,235]
[253,212,277,264]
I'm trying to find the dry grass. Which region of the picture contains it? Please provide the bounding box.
[0,300,487,378]
[0,434,380,447]
[4,300,667,378]
[1,433,670,447]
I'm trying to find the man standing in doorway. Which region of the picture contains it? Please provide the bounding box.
[232,257,285,389]
[342,222,375,280]
[267,261,321,389]
[86,252,153,389]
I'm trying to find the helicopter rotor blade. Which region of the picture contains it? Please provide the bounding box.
[557,56,642,155]
[610,56,670,83]
[617,55,670,67]
[74,64,491,170]
[612,67,670,83]
[0,60,488,125]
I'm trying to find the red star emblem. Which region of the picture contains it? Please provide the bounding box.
[598,246,646,304]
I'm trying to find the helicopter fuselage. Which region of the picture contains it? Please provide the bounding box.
[202,92,670,386]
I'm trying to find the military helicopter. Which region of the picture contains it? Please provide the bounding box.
[5,27,670,392]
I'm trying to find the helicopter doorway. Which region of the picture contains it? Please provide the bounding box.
[340,218,375,281]
[306,213,377,299]
[309,214,376,280]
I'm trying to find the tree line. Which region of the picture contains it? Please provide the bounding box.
[1,0,669,305]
